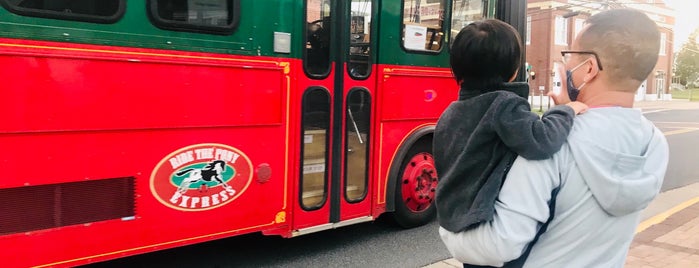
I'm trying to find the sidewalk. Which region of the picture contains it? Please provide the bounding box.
[626,201,699,267]
[424,99,699,268]
[633,99,699,110]
[424,183,699,268]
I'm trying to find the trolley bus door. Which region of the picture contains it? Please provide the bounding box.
[294,0,376,233]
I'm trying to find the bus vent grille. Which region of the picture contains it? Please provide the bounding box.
[0,177,135,235]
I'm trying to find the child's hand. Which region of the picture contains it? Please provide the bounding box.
[566,101,588,115]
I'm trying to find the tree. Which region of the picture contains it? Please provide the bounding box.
[675,28,699,87]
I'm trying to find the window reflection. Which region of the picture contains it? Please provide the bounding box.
[345,89,370,202]
[348,0,372,78]
[402,0,445,52]
[305,0,332,77]
[301,88,331,210]
[451,0,485,35]
[155,0,232,26]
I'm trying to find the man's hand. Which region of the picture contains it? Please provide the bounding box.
[548,62,573,105]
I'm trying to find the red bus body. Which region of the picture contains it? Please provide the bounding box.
[0,37,453,267]
[0,0,526,266]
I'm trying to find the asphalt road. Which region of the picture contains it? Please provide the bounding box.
[82,216,450,268]
[82,103,699,268]
[642,108,699,191]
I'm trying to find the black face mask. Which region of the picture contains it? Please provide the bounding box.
[566,70,580,101]
[565,59,589,101]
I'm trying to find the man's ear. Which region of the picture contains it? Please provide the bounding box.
[583,58,600,83]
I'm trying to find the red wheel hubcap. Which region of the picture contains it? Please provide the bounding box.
[401,152,437,212]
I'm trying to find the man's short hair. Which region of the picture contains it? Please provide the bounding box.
[449,19,522,88]
[580,9,660,84]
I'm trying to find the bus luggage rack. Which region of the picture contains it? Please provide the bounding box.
[0,177,135,235]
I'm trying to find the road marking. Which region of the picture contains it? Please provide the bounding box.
[663,128,699,136]
[654,121,699,125]
[643,109,671,114]
[637,196,699,233]
[662,127,699,129]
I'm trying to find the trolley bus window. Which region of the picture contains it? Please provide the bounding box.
[344,88,370,202]
[347,0,372,79]
[301,88,331,210]
[401,0,445,52]
[304,0,332,77]
[451,0,485,35]
[1,0,124,23]
[148,0,239,35]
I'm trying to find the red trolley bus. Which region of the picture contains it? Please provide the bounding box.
[0,0,526,266]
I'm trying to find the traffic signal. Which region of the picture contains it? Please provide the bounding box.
[526,63,535,80]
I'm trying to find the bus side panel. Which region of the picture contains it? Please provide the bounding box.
[0,39,293,267]
[0,39,284,135]
[372,64,454,210]
[378,65,455,121]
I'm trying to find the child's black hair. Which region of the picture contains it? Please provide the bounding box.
[450,19,523,89]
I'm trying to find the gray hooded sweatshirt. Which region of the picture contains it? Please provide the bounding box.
[439,107,669,268]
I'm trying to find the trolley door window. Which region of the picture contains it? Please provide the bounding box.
[300,88,331,210]
[304,0,332,78]
[347,0,372,79]
[344,88,370,202]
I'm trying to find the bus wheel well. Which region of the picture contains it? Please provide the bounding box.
[385,132,437,228]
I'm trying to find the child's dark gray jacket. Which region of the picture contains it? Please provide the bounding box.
[434,82,575,232]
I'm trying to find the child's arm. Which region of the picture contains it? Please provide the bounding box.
[493,97,579,160]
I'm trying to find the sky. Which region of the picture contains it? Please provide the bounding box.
[663,0,699,50]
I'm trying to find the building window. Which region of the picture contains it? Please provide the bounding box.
[526,16,531,45]
[574,18,584,39]
[659,32,666,56]
[655,72,665,98]
[554,16,568,46]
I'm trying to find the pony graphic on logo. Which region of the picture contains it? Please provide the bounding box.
[175,160,236,195]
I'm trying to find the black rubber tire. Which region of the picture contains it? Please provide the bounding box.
[392,139,437,228]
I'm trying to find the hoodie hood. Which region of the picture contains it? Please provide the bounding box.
[567,107,669,216]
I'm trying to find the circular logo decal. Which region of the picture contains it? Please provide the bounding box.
[150,143,253,211]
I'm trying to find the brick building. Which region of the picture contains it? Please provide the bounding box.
[525,0,675,101]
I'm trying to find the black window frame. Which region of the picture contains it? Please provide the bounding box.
[299,87,332,211]
[343,87,371,203]
[0,0,125,24]
[147,0,240,35]
[303,0,333,79]
[346,0,374,80]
